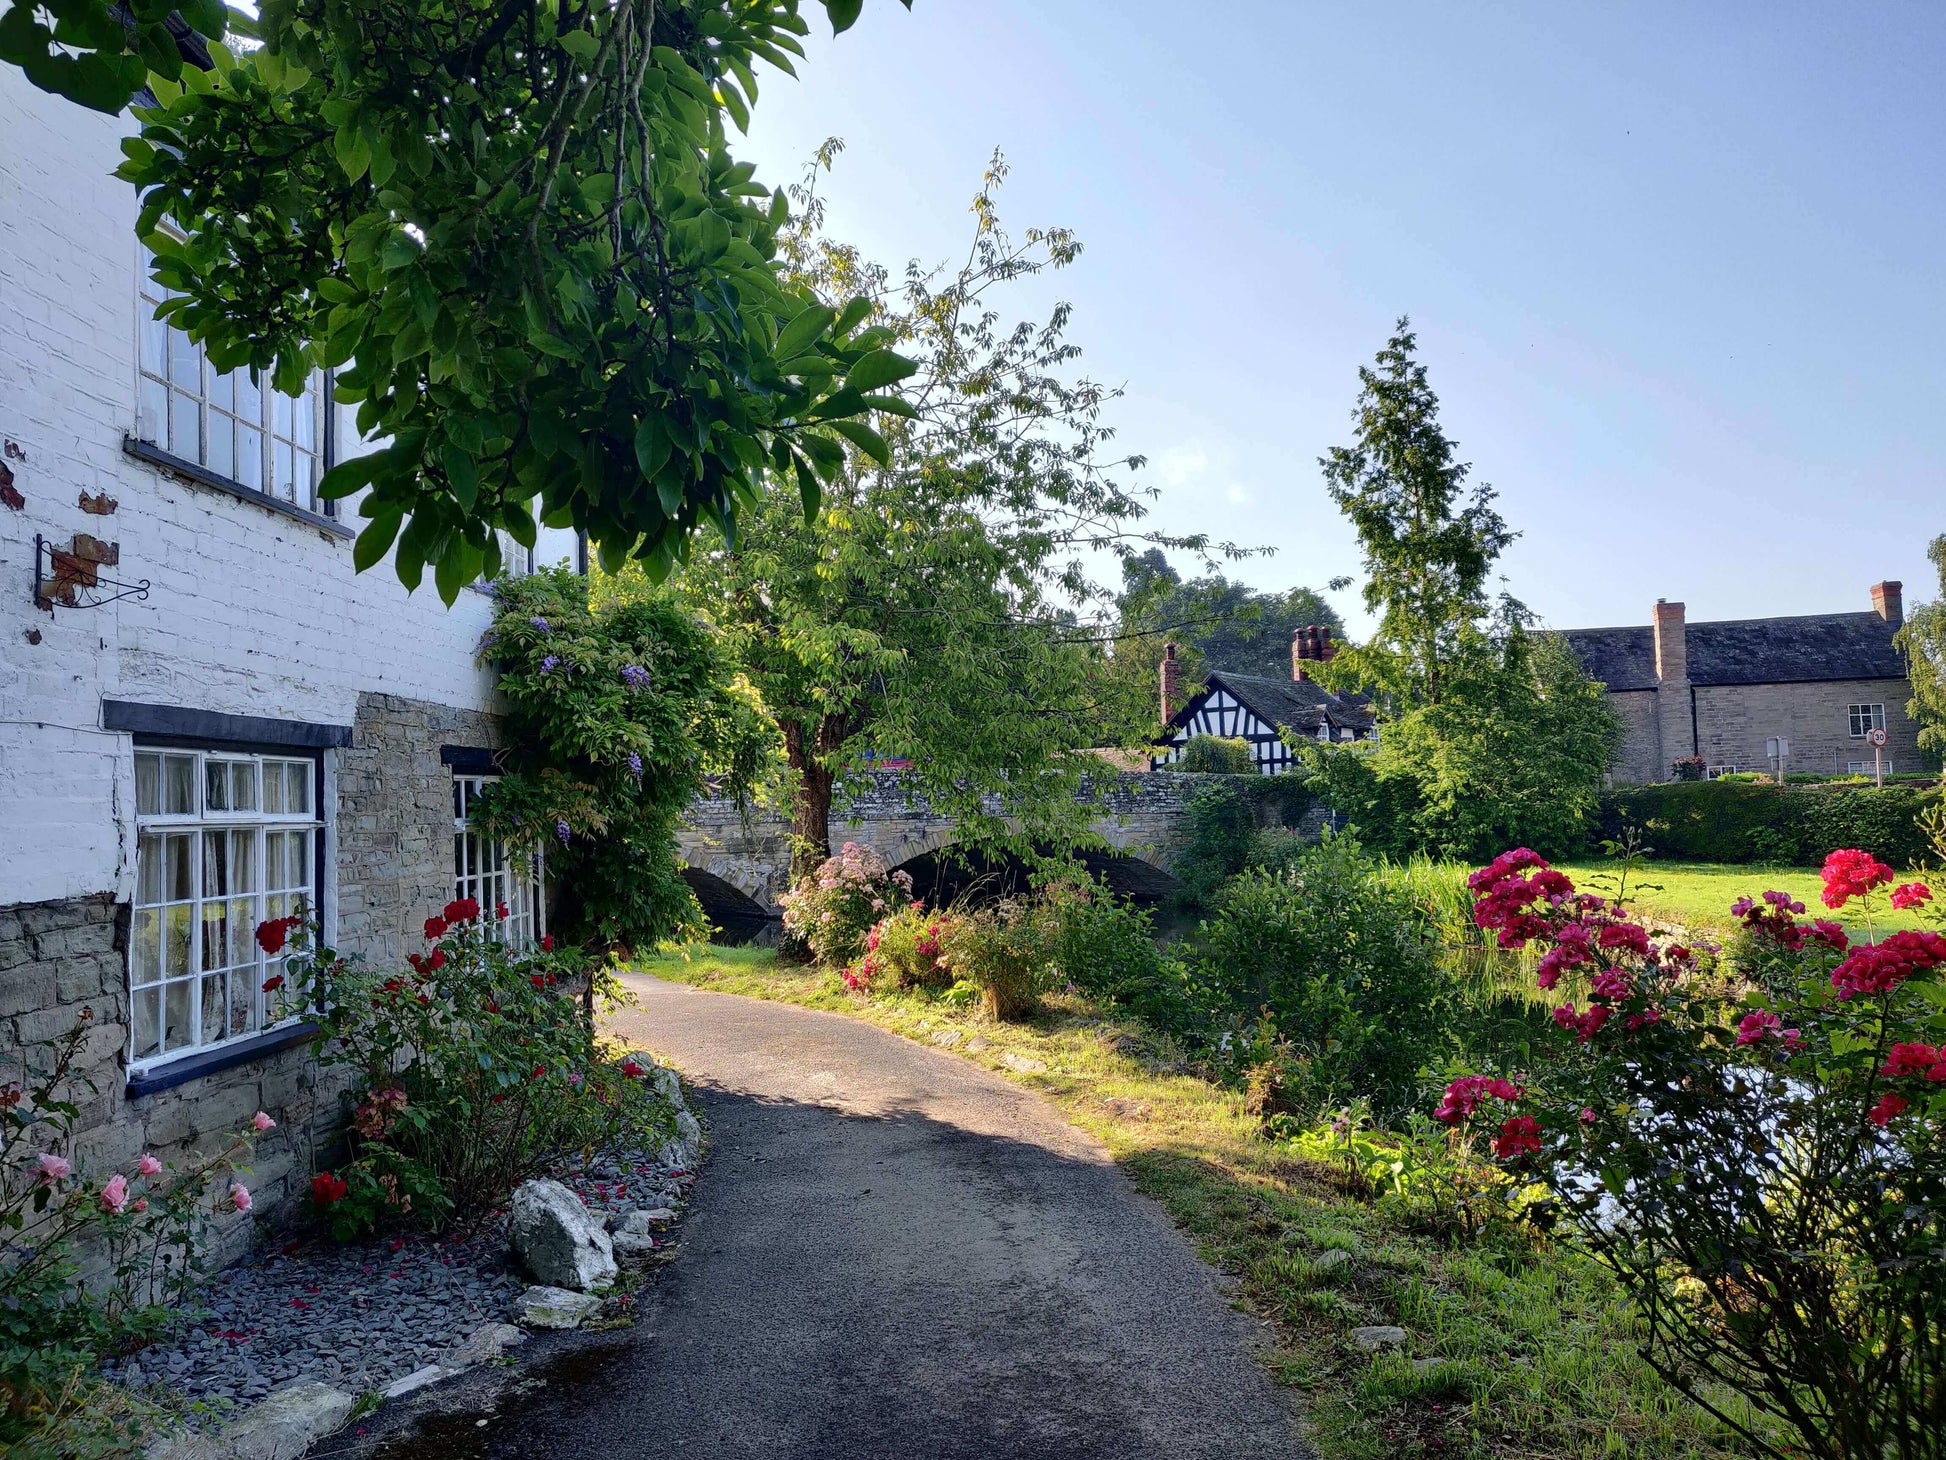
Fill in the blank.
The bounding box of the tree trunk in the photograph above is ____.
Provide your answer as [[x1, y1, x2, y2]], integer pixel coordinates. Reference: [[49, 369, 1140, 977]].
[[784, 718, 841, 877]]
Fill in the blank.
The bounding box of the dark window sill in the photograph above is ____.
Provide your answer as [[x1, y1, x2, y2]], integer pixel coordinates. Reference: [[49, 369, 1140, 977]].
[[125, 1021, 318, 1098], [123, 437, 353, 541]]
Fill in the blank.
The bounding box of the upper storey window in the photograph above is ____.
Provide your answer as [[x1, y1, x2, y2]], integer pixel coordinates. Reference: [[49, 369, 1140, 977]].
[[135, 244, 329, 511]]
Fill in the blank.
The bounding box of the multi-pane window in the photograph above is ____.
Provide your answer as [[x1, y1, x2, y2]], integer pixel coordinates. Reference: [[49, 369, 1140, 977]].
[[452, 776, 545, 951], [131, 749, 319, 1068], [1848, 704, 1887, 738], [136, 245, 328, 509]]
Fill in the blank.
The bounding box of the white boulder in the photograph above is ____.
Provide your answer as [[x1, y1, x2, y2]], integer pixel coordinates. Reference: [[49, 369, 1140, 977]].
[[509, 1179, 616, 1291]]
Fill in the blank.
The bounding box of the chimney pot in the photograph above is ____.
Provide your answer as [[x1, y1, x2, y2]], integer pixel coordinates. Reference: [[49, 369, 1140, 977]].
[[1872, 580, 1904, 624]]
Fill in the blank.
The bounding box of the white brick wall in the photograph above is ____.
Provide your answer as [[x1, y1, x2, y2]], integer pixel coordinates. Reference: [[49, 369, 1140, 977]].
[[0, 68, 577, 907]]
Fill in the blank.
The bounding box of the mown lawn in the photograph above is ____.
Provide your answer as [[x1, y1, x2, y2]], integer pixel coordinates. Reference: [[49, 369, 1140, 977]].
[[632, 945, 1766, 1460], [1554, 859, 1932, 939]]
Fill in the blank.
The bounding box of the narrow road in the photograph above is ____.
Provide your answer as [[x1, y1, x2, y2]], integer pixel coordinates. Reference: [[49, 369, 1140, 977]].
[[440, 975, 1303, 1459]]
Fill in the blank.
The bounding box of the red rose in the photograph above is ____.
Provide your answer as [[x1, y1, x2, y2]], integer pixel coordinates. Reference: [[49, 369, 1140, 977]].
[[496, 902, 510, 920], [540, 935, 554, 951], [427, 948, 447, 972], [310, 1171, 348, 1206], [531, 974, 545, 989], [443, 897, 480, 924], [262, 975, 285, 994], [424, 916, 448, 940], [254, 917, 296, 955], [1493, 1115, 1543, 1160]]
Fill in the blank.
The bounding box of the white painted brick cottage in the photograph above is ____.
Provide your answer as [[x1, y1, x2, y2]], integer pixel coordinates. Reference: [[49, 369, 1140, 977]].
[[0, 65, 576, 1240]]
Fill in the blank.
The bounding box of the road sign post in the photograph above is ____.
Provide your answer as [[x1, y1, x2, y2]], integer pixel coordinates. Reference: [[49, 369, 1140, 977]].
[[1868, 726, 1889, 787]]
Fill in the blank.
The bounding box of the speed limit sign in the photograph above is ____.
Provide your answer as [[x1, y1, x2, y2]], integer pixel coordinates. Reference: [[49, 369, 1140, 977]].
[[1868, 728, 1889, 748]]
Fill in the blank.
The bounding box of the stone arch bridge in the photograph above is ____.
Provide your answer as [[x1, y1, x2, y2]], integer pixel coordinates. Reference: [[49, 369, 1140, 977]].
[[676, 770, 1217, 921]]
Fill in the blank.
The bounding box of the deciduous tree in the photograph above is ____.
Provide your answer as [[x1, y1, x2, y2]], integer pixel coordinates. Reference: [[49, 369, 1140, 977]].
[[1896, 535, 1946, 759], [90, 0, 912, 599]]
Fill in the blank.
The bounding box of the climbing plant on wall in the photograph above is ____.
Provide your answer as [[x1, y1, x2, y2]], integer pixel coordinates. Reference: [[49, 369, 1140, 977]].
[[472, 567, 778, 948]]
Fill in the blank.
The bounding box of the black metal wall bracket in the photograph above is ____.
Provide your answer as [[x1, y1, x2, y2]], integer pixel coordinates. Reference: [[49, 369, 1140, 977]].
[[34, 532, 150, 614]]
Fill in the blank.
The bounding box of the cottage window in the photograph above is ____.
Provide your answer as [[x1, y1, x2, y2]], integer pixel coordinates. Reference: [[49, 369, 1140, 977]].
[[135, 244, 330, 510], [452, 775, 545, 951], [129, 749, 319, 1068], [1847, 704, 1887, 738]]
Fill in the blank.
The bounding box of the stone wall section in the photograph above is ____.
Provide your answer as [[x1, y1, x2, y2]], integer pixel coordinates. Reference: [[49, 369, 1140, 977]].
[[678, 770, 1211, 914], [1691, 678, 1924, 779], [337, 693, 504, 971], [0, 896, 352, 1267]]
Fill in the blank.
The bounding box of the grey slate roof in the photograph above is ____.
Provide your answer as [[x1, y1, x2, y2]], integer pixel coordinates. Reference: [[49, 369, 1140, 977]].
[[1564, 612, 1906, 691], [1188, 671, 1377, 735]]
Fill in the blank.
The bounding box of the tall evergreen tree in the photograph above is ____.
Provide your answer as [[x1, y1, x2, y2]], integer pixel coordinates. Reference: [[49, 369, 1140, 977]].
[[1319, 318, 1516, 707]]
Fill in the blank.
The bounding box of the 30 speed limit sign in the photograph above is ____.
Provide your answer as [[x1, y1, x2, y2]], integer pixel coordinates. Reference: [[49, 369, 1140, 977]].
[[1868, 727, 1889, 748]]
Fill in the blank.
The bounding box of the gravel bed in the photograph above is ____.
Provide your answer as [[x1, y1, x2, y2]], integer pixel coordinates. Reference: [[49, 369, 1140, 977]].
[[105, 1142, 694, 1417]]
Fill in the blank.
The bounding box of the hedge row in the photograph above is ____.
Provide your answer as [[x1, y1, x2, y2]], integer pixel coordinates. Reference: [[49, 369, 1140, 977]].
[[1597, 781, 1942, 868]]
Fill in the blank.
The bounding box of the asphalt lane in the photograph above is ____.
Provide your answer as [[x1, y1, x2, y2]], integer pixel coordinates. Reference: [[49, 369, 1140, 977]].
[[380, 975, 1306, 1460]]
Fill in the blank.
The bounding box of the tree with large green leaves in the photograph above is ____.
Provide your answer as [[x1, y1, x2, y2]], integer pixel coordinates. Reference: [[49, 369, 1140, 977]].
[[1319, 317, 1517, 708], [1896, 535, 1946, 760], [94, 0, 910, 600], [674, 150, 1218, 868]]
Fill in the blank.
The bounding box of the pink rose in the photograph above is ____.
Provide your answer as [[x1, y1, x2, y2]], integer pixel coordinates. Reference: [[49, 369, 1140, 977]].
[[100, 1173, 130, 1215], [137, 1153, 162, 1176], [251, 1111, 276, 1133], [229, 1182, 253, 1213], [34, 1152, 71, 1184]]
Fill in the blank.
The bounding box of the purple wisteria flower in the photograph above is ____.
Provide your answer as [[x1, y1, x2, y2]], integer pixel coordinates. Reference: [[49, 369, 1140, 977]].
[[627, 751, 644, 780], [529, 616, 550, 633], [620, 664, 650, 690], [556, 820, 571, 847], [540, 654, 561, 673]]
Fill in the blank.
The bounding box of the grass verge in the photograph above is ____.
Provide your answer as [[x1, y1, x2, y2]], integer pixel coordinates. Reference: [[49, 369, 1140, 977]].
[[1556, 859, 1929, 939], [632, 944, 1762, 1460]]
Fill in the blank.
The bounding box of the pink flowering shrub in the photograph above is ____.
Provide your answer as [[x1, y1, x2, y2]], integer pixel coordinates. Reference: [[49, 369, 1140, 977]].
[[850, 903, 956, 992], [1439, 846, 1946, 1459], [1, 1013, 263, 1446], [780, 842, 914, 968]]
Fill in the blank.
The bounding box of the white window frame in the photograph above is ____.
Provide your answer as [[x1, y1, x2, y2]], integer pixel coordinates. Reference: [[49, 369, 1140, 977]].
[[135, 240, 331, 511], [1848, 704, 1887, 739], [452, 775, 546, 951], [1707, 764, 1739, 779], [1847, 761, 1894, 777], [129, 747, 321, 1072]]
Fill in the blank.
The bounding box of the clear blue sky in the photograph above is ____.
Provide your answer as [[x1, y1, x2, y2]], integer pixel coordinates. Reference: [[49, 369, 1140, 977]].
[[737, 1, 1946, 640]]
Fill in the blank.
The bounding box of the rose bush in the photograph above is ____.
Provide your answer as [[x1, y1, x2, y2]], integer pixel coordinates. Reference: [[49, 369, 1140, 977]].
[[276, 903, 671, 1239], [780, 842, 913, 968], [1435, 845, 1946, 1460], [849, 903, 955, 992], [1, 1014, 262, 1452]]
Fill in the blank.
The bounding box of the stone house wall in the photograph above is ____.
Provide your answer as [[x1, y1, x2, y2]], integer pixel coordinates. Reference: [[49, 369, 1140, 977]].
[[1691, 678, 1924, 780]]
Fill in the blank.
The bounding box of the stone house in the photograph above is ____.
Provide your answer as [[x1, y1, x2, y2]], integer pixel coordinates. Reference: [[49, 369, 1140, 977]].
[[0, 66, 577, 1246], [1152, 627, 1377, 774], [1562, 583, 1927, 785]]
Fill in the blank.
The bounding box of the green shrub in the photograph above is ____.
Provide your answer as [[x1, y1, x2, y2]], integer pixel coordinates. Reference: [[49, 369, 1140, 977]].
[[1176, 735, 1255, 774], [1601, 780, 1941, 867], [1036, 876, 1201, 1035], [940, 901, 1048, 1021], [1192, 837, 1447, 1117], [1171, 780, 1262, 906]]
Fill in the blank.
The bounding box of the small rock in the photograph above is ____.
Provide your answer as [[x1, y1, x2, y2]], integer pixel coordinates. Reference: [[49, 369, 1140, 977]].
[[640, 1207, 676, 1224], [513, 1286, 604, 1331], [929, 1029, 963, 1048], [653, 1068, 683, 1106], [207, 1380, 355, 1460], [509, 1179, 617, 1292], [999, 1052, 1047, 1073], [674, 1109, 702, 1146], [614, 1210, 659, 1238], [963, 1035, 990, 1052], [383, 1365, 453, 1399], [611, 1230, 656, 1258], [1350, 1325, 1408, 1352], [439, 1322, 527, 1369]]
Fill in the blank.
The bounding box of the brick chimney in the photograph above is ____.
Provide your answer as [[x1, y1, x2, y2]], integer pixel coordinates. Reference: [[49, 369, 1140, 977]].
[[1872, 580, 1904, 624], [1160, 642, 1183, 725], [1292, 625, 1336, 682], [1651, 599, 1694, 780]]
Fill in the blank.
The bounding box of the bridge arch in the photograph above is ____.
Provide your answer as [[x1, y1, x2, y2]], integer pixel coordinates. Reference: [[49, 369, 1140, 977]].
[[887, 838, 1180, 908]]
